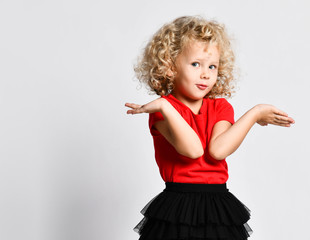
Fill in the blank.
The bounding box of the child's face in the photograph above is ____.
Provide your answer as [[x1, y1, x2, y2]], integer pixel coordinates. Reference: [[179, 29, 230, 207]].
[[173, 41, 220, 102]]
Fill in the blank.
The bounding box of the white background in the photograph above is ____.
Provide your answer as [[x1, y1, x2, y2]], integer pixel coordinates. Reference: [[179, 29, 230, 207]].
[[0, 0, 309, 240]]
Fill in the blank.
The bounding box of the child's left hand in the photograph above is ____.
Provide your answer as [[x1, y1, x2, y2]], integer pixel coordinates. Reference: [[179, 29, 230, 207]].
[[254, 104, 295, 127]]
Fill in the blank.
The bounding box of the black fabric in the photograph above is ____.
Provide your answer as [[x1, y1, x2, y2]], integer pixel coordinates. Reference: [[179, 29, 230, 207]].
[[134, 182, 252, 240]]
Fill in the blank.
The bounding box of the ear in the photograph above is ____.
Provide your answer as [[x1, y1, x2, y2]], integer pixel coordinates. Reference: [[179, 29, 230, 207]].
[[166, 69, 173, 77], [166, 66, 176, 78]]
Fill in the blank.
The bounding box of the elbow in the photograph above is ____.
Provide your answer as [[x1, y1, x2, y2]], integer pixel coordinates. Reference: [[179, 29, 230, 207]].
[[177, 146, 204, 159], [208, 145, 227, 161], [187, 148, 204, 159], [209, 152, 226, 161]]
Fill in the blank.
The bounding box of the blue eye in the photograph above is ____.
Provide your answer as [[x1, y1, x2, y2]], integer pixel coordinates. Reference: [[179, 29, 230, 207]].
[[191, 62, 200, 67], [209, 65, 217, 70]]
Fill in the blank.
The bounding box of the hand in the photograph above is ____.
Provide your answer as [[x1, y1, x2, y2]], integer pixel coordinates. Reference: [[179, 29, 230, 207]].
[[125, 97, 166, 115], [254, 104, 295, 127]]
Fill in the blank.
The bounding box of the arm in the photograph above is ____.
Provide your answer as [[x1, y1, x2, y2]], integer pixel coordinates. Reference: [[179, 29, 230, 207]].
[[208, 104, 295, 160], [125, 98, 204, 159]]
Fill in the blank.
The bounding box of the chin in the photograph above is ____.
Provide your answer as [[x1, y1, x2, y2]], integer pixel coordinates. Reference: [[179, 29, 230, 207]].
[[189, 95, 206, 101], [195, 92, 210, 99]]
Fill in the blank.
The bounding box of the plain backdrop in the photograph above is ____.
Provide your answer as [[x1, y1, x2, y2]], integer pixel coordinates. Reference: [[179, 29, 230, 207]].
[[0, 0, 309, 240]]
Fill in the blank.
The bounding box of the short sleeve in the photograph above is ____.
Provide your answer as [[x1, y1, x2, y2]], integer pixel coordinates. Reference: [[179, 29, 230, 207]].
[[148, 95, 182, 136], [215, 98, 235, 124], [149, 111, 164, 136]]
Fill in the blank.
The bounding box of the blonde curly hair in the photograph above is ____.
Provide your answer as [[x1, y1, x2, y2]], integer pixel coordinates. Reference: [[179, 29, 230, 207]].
[[134, 16, 236, 99]]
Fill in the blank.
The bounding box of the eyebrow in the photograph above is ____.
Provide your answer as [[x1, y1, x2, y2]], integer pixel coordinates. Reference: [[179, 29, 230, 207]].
[[193, 57, 219, 62], [194, 58, 219, 65]]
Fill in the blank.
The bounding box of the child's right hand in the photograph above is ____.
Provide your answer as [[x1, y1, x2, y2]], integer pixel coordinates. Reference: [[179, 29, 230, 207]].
[[125, 98, 166, 115], [126, 97, 205, 159], [254, 104, 295, 127]]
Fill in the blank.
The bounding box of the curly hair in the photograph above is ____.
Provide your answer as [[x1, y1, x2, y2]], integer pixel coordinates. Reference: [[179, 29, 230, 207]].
[[134, 16, 236, 99]]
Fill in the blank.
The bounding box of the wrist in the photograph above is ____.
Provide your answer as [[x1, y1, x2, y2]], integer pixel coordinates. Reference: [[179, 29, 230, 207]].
[[252, 104, 263, 122], [159, 97, 170, 113]]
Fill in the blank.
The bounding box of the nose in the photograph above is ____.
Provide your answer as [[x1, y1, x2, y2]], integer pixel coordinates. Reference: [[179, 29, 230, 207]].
[[200, 68, 210, 80]]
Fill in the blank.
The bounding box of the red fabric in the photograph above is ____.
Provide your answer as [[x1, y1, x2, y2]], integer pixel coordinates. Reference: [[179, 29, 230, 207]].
[[149, 94, 235, 184]]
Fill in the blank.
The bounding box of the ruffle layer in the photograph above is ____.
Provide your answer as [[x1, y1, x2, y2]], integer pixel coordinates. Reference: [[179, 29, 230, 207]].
[[134, 188, 252, 240]]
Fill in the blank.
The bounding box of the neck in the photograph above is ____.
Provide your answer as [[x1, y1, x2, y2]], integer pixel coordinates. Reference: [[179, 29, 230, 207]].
[[171, 93, 203, 114]]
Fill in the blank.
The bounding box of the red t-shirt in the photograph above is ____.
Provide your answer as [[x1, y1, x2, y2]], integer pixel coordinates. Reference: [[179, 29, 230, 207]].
[[149, 94, 235, 184]]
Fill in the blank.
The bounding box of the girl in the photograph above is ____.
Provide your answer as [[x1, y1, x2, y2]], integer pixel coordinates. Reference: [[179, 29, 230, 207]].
[[125, 16, 294, 240]]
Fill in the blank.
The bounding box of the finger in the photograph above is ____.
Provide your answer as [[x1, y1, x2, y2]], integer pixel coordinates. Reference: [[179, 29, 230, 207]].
[[288, 117, 295, 124], [274, 116, 292, 123], [127, 110, 137, 114], [125, 103, 133, 107], [125, 103, 143, 109], [127, 109, 142, 115], [271, 120, 292, 127], [274, 116, 295, 124], [275, 123, 292, 127], [274, 120, 290, 126], [273, 108, 288, 117], [127, 106, 146, 115], [125, 103, 141, 109]]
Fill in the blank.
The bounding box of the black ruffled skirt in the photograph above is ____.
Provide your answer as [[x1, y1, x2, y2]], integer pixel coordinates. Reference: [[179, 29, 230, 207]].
[[134, 182, 252, 239]]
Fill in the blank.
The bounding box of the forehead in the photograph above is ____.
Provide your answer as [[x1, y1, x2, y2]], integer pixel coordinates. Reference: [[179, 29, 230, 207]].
[[181, 40, 220, 59]]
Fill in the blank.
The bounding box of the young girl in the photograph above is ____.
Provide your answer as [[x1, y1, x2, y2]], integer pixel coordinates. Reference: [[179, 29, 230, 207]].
[[125, 16, 294, 240]]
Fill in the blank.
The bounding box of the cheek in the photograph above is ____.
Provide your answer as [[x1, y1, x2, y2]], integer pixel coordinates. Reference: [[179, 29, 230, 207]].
[[210, 78, 218, 88], [175, 71, 189, 85], [212, 72, 218, 82]]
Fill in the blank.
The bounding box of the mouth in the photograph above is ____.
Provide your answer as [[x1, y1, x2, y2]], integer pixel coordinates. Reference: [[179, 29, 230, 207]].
[[196, 84, 208, 90]]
